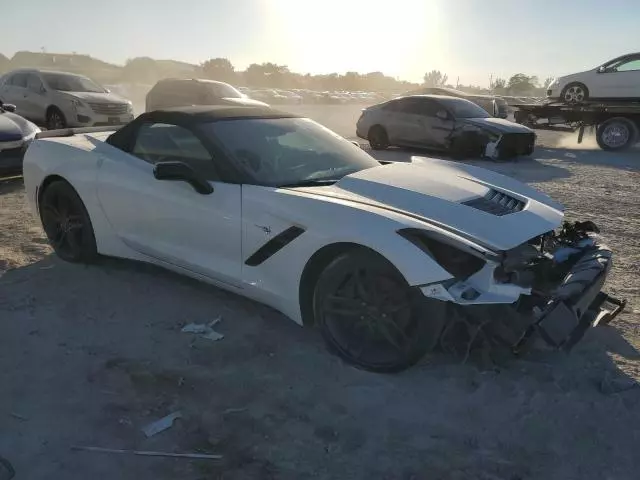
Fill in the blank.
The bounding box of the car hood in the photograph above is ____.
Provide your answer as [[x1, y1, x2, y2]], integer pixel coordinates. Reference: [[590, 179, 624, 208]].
[[461, 117, 534, 134], [294, 159, 563, 251], [0, 111, 39, 144], [63, 91, 131, 104], [221, 97, 270, 107]]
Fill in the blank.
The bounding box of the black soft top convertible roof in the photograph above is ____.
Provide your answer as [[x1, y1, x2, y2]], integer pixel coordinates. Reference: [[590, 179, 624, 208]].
[[106, 105, 300, 150]]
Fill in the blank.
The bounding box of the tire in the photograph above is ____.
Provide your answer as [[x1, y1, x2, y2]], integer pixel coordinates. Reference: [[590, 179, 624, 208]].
[[368, 125, 389, 150], [46, 107, 67, 130], [560, 82, 589, 104], [596, 117, 638, 151], [312, 249, 446, 373], [514, 110, 528, 125], [39, 180, 98, 263]]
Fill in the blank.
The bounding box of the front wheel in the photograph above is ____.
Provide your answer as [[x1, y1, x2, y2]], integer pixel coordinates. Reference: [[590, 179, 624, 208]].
[[368, 125, 389, 150], [561, 83, 589, 104], [596, 117, 638, 151], [46, 108, 67, 130], [40, 180, 98, 263], [313, 249, 446, 373]]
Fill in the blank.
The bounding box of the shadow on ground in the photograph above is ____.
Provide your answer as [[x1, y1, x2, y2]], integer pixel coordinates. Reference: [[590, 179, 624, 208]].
[[535, 146, 640, 171], [1, 255, 639, 480], [0, 176, 23, 196]]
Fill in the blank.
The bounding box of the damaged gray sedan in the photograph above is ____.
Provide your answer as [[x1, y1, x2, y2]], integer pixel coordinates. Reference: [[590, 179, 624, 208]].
[[356, 94, 535, 160]]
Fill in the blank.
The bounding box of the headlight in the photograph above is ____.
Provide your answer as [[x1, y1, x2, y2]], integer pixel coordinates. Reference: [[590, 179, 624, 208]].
[[71, 99, 86, 110], [398, 228, 488, 279]]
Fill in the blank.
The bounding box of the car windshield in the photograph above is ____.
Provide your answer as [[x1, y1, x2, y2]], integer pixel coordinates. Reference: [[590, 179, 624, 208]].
[[41, 72, 106, 93], [203, 117, 379, 187], [209, 82, 243, 98], [440, 98, 491, 118]]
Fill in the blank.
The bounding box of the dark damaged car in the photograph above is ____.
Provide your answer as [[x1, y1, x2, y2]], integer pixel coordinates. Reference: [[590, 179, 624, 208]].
[[356, 95, 535, 160], [0, 102, 40, 175]]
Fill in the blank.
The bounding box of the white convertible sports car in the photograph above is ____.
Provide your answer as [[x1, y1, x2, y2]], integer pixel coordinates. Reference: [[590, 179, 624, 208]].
[[23, 106, 625, 372]]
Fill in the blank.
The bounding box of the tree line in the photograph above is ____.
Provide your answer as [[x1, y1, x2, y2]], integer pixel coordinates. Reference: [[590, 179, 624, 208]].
[[1, 52, 548, 95]]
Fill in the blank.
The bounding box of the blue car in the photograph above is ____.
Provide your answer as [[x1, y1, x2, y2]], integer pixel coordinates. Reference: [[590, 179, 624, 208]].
[[0, 102, 40, 175]]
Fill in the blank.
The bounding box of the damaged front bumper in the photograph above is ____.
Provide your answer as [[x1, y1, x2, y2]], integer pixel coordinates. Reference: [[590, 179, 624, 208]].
[[519, 244, 626, 351], [421, 221, 626, 355], [485, 132, 536, 160]]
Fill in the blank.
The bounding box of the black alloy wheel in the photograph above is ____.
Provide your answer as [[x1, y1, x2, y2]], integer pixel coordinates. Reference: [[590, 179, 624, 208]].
[[313, 249, 445, 372], [39, 181, 98, 263], [368, 125, 390, 150]]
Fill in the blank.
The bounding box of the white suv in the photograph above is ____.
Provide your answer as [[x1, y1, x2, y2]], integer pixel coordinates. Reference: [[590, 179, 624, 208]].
[[547, 52, 640, 103], [0, 69, 134, 129]]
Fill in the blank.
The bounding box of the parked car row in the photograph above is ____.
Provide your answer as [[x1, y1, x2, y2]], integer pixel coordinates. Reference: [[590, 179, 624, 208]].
[[241, 87, 389, 105], [0, 68, 134, 129]]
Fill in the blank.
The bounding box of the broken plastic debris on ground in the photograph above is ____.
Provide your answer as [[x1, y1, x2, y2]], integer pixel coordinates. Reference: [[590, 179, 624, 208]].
[[142, 411, 182, 438], [180, 316, 224, 341]]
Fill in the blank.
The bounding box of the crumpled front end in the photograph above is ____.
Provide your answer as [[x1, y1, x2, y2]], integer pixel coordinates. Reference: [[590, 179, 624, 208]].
[[421, 220, 625, 354]]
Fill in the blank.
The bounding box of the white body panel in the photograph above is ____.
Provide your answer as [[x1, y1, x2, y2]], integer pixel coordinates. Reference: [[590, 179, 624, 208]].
[[547, 53, 640, 100], [23, 133, 566, 325]]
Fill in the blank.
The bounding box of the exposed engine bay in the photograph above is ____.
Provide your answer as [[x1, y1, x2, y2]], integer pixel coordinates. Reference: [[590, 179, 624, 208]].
[[437, 220, 626, 360]]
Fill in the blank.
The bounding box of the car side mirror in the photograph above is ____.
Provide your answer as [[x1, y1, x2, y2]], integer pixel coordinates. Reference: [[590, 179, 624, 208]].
[[1, 103, 16, 113], [436, 110, 449, 120], [597, 66, 606, 73], [153, 161, 213, 195]]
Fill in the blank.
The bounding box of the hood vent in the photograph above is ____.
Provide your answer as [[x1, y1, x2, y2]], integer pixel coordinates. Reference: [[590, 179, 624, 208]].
[[462, 189, 525, 216]]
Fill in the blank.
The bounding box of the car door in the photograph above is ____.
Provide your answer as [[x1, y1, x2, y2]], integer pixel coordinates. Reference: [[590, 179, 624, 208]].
[[382, 97, 427, 145], [414, 99, 455, 148], [96, 122, 243, 286], [590, 54, 640, 98], [23, 73, 48, 122], [1, 73, 31, 118], [606, 56, 640, 98], [400, 97, 454, 147]]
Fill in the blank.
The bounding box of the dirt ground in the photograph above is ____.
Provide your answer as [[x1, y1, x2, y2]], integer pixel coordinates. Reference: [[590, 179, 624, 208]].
[[1, 119, 639, 479]]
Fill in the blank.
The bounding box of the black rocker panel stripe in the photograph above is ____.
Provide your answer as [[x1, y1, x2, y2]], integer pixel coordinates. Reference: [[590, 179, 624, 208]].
[[245, 226, 305, 266]]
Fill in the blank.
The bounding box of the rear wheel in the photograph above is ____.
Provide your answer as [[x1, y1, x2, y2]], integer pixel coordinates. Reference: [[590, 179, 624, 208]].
[[368, 125, 389, 150], [39, 181, 98, 263], [596, 117, 638, 151], [313, 249, 446, 372]]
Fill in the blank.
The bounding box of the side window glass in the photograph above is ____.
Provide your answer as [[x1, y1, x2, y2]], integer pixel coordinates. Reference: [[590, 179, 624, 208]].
[[382, 99, 404, 112], [27, 74, 44, 93], [132, 123, 218, 180], [9, 73, 28, 88], [402, 99, 427, 115], [616, 59, 640, 72]]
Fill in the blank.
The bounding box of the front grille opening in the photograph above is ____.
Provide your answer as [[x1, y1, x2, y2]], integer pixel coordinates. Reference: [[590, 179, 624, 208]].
[[462, 189, 526, 216], [88, 103, 129, 115]]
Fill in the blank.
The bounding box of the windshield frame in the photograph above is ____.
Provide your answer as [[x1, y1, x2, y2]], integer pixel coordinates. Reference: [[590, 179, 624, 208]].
[[437, 97, 491, 119], [41, 72, 107, 93], [200, 117, 379, 187]]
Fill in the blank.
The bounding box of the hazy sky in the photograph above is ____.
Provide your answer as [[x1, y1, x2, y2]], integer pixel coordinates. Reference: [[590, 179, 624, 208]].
[[3, 0, 639, 86]]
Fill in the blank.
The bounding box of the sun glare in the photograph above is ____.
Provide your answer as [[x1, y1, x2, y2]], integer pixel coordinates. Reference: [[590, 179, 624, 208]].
[[266, 0, 442, 81]]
